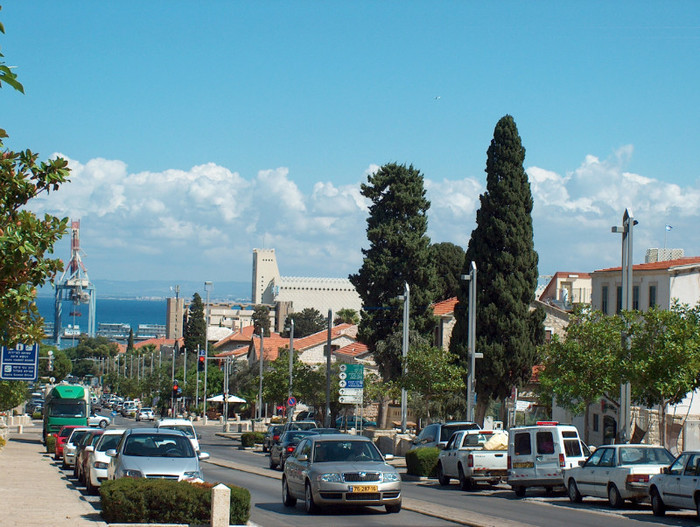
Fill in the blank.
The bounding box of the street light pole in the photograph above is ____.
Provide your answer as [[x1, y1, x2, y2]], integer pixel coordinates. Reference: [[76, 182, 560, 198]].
[[258, 332, 264, 420], [611, 209, 637, 443], [462, 261, 477, 423], [203, 281, 212, 418], [399, 283, 410, 433], [288, 319, 294, 423], [325, 309, 332, 427]]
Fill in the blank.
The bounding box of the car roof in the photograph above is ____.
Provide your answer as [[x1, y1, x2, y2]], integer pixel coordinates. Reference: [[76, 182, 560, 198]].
[[157, 418, 193, 425], [308, 434, 371, 442], [126, 427, 188, 437], [100, 428, 126, 436]]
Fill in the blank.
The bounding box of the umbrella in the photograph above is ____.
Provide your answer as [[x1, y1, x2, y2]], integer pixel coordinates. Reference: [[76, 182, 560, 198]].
[[206, 394, 246, 403]]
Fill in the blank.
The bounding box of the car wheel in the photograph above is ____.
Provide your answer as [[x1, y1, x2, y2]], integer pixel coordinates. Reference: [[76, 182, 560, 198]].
[[386, 501, 402, 513], [282, 477, 297, 507], [514, 485, 526, 498], [650, 488, 665, 517], [304, 482, 319, 514], [269, 455, 277, 470], [458, 465, 473, 491], [99, 419, 108, 428], [568, 479, 582, 503], [608, 484, 623, 508], [436, 463, 450, 486], [280, 459, 285, 472], [86, 475, 97, 495]]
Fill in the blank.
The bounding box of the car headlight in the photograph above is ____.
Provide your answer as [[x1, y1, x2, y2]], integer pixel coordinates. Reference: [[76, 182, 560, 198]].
[[123, 469, 143, 478], [318, 473, 343, 483], [93, 462, 109, 469], [382, 472, 400, 482], [183, 471, 201, 479]]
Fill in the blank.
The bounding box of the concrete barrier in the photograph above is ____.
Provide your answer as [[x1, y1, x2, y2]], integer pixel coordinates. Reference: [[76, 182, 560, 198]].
[[211, 483, 230, 527]]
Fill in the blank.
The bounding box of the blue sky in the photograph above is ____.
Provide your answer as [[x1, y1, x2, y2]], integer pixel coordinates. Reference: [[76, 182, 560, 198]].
[[2, 2, 700, 288]]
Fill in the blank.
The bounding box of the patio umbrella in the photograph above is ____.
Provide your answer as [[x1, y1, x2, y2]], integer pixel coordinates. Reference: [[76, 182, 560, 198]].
[[206, 394, 246, 403]]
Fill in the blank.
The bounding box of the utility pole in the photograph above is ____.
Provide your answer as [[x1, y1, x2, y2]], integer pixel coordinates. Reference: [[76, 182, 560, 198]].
[[325, 309, 332, 427], [461, 261, 478, 423], [203, 281, 212, 418], [288, 319, 294, 423], [258, 332, 264, 420], [399, 283, 410, 433]]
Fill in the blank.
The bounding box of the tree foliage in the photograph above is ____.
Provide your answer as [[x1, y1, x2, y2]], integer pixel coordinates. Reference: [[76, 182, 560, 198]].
[[39, 345, 71, 382], [283, 308, 327, 338], [0, 380, 27, 412], [334, 308, 360, 326], [252, 305, 271, 337], [429, 242, 465, 301], [450, 115, 543, 423], [350, 162, 438, 380], [184, 293, 206, 353]]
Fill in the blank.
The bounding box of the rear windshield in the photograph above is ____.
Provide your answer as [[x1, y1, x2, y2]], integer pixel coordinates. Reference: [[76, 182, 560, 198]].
[[159, 425, 195, 438], [440, 423, 479, 441], [513, 433, 531, 456], [618, 447, 674, 465]]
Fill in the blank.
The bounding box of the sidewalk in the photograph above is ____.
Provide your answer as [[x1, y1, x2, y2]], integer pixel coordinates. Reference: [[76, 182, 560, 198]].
[[0, 422, 107, 527]]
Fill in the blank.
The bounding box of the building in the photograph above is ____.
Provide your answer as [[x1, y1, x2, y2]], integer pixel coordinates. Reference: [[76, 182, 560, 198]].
[[538, 272, 592, 311], [166, 297, 185, 339]]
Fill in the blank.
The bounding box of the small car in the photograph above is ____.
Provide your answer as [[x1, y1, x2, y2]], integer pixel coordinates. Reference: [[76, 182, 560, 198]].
[[336, 416, 377, 430], [412, 421, 480, 450], [156, 418, 199, 453], [106, 428, 209, 481], [86, 429, 125, 494], [62, 427, 93, 469], [648, 450, 700, 517], [87, 412, 111, 428], [54, 425, 80, 461], [565, 443, 674, 507], [270, 430, 317, 470], [282, 434, 401, 514], [74, 429, 105, 483], [263, 424, 284, 453], [136, 407, 155, 421]]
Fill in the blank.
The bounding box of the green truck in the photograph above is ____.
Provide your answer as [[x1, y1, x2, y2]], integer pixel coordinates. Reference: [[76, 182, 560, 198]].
[[42, 384, 90, 442]]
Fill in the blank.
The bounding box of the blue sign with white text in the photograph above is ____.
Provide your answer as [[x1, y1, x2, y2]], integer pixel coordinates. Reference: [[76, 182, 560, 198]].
[[1, 343, 40, 381]]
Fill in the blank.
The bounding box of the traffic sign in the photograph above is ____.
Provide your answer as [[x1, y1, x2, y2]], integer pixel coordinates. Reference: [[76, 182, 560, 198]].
[[339, 394, 363, 404], [340, 363, 364, 388], [339, 388, 362, 396], [287, 396, 297, 407], [0, 343, 39, 381]]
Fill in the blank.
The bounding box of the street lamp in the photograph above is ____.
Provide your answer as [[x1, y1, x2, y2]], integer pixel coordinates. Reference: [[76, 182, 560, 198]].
[[397, 283, 410, 433], [288, 319, 294, 423], [203, 281, 212, 418], [611, 209, 637, 443], [461, 261, 478, 423], [258, 332, 264, 420]]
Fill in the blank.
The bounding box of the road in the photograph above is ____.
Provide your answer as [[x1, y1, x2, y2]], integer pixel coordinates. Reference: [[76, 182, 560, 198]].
[[88, 415, 700, 527]]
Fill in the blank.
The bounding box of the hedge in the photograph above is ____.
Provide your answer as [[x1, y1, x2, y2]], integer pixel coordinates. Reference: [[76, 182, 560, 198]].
[[45, 434, 56, 454], [240, 431, 264, 448], [100, 478, 250, 525], [405, 447, 440, 477]]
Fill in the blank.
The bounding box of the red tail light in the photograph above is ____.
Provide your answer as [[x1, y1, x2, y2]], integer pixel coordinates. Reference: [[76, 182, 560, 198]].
[[286, 446, 295, 453], [467, 454, 474, 468], [507, 455, 511, 470], [273, 435, 280, 441], [559, 454, 565, 468], [626, 474, 650, 483]]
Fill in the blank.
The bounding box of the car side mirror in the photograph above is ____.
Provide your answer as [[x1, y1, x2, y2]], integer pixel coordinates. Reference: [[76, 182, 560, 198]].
[[106, 449, 117, 458], [384, 454, 394, 461], [85, 446, 94, 453], [437, 444, 446, 450], [298, 453, 308, 462], [198, 452, 210, 460], [662, 466, 670, 474], [578, 460, 585, 467]]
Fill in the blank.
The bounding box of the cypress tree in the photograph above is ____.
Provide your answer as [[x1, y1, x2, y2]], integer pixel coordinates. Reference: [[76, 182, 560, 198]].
[[451, 115, 544, 422], [184, 293, 206, 354], [350, 162, 437, 381]]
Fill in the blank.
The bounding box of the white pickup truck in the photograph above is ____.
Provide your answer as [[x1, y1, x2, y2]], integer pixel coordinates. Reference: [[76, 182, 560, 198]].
[[436, 429, 508, 490]]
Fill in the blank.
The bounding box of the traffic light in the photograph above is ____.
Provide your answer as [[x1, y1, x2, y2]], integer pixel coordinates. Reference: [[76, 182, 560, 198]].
[[198, 355, 205, 372], [172, 381, 179, 399]]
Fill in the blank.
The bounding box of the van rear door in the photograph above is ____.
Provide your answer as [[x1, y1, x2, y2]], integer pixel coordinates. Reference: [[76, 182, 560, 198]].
[[534, 429, 561, 482]]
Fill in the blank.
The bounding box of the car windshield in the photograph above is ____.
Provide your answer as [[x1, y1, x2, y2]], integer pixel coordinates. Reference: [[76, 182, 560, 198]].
[[96, 434, 122, 452], [49, 401, 86, 418], [69, 430, 89, 444], [313, 440, 384, 462], [618, 447, 674, 465], [285, 431, 313, 443], [123, 435, 194, 457], [159, 425, 194, 438]]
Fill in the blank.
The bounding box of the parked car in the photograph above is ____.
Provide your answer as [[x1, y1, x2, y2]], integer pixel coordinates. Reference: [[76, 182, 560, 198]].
[[282, 421, 318, 434], [311, 428, 343, 435], [437, 429, 508, 490], [295, 410, 316, 422], [270, 430, 318, 470], [106, 428, 209, 481], [54, 425, 81, 461], [282, 433, 401, 514], [87, 412, 111, 428], [62, 427, 93, 469], [335, 416, 377, 430], [565, 443, 674, 507], [156, 418, 199, 452], [74, 429, 105, 483], [136, 407, 155, 421], [508, 422, 590, 497], [86, 429, 125, 494], [648, 450, 700, 517], [412, 421, 480, 450], [120, 401, 138, 417], [263, 424, 284, 453]]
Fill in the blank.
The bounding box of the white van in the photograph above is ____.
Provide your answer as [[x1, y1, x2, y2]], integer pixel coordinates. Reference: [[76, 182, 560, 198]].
[[507, 421, 590, 497], [156, 418, 199, 453]]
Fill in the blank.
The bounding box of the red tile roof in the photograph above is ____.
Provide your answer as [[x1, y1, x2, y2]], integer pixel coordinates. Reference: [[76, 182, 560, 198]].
[[215, 345, 249, 358], [213, 325, 259, 348], [595, 256, 700, 273], [433, 297, 457, 316], [335, 342, 369, 357], [251, 333, 289, 362], [294, 323, 355, 350]]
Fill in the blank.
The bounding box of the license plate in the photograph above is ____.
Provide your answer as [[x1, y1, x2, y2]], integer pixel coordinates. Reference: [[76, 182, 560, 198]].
[[513, 462, 534, 468], [349, 485, 378, 493]]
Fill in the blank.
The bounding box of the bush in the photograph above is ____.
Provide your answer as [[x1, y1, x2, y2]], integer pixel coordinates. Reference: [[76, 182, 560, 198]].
[[405, 447, 440, 477], [100, 479, 250, 525], [45, 434, 56, 454], [32, 411, 42, 420], [240, 432, 259, 447]]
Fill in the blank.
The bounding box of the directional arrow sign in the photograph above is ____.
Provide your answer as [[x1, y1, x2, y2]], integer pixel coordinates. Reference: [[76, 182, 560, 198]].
[[339, 395, 363, 404], [339, 388, 363, 396]]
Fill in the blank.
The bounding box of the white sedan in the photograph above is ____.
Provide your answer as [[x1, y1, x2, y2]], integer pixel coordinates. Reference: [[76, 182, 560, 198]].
[[649, 451, 700, 517], [88, 413, 111, 428], [86, 429, 125, 494], [565, 444, 675, 507]]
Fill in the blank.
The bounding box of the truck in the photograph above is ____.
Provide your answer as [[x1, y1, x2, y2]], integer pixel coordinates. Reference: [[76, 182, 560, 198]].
[[42, 384, 90, 443], [436, 429, 509, 490]]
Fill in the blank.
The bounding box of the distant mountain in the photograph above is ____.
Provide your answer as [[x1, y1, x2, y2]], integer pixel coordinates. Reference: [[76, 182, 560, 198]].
[[38, 280, 251, 302]]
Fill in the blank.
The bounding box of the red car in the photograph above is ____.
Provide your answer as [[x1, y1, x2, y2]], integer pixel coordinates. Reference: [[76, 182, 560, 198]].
[[54, 425, 80, 461]]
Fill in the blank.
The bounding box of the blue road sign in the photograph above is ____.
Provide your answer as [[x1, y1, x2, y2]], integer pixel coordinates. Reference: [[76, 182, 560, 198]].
[[287, 396, 297, 406], [1, 343, 39, 381]]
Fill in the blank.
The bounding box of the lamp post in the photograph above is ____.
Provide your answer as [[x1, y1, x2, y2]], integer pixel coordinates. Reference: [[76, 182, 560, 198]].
[[461, 261, 478, 423], [203, 281, 212, 418], [325, 309, 332, 427], [288, 319, 294, 423], [258, 332, 264, 420], [611, 209, 637, 443], [398, 283, 410, 433]]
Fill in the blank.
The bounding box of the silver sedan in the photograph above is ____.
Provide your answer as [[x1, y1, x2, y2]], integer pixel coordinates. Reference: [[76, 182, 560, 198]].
[[282, 434, 401, 514]]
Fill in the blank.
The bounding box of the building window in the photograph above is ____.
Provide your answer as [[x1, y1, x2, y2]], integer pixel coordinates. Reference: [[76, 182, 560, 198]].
[[633, 286, 639, 310], [593, 413, 599, 432], [649, 285, 657, 308], [616, 286, 622, 313], [601, 285, 609, 314]]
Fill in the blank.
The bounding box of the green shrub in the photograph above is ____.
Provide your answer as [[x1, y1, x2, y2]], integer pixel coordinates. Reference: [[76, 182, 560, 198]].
[[45, 434, 56, 454], [100, 479, 250, 525], [32, 411, 42, 420], [254, 431, 265, 444], [241, 431, 263, 447], [0, 437, 6, 450], [405, 447, 440, 477]]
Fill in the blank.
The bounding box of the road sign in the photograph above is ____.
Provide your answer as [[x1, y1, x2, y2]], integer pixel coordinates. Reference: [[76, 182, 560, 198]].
[[287, 396, 297, 407], [339, 363, 364, 388], [199, 349, 206, 357], [339, 388, 362, 396], [339, 394, 363, 404], [1, 343, 39, 381]]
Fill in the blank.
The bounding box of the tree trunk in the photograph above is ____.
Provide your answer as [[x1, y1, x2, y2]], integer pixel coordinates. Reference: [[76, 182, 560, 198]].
[[475, 397, 488, 427], [659, 400, 666, 449], [583, 402, 590, 445]]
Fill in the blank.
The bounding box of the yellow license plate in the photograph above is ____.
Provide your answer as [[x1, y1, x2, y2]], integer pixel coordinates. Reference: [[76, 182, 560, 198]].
[[513, 462, 534, 468], [349, 485, 378, 493]]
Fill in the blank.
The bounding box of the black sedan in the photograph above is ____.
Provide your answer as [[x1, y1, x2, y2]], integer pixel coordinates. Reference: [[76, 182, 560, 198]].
[[270, 430, 317, 470]]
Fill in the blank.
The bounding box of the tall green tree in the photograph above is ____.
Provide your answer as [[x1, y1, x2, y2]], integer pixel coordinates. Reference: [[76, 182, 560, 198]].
[[283, 308, 327, 338], [429, 242, 465, 301], [334, 308, 360, 325], [451, 116, 544, 424], [350, 162, 438, 380], [184, 293, 206, 353], [252, 305, 271, 337]]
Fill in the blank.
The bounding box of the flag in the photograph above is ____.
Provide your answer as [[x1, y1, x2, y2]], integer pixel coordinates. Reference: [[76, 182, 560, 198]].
[[665, 224, 673, 231]]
